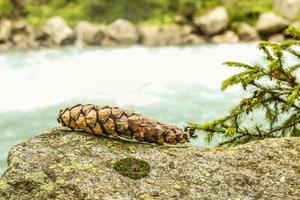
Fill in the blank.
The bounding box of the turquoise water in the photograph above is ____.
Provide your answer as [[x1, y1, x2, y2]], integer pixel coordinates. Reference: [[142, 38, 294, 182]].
[[0, 44, 261, 173]]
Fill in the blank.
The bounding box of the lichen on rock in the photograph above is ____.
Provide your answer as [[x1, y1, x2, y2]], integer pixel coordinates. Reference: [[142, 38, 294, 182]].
[[0, 128, 299, 200]]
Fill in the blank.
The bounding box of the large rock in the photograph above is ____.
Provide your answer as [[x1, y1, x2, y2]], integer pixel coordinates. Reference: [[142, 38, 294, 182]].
[[104, 19, 139, 45], [0, 128, 299, 200], [194, 7, 229, 35], [139, 25, 184, 46], [75, 21, 104, 46], [291, 20, 300, 29], [12, 34, 38, 49], [11, 20, 37, 49], [0, 19, 12, 42], [182, 34, 206, 45], [12, 20, 33, 35], [156, 25, 183, 46], [237, 23, 259, 42], [139, 26, 162, 46], [272, 0, 300, 19], [256, 12, 289, 34], [268, 34, 285, 43], [42, 17, 75, 46], [211, 31, 239, 44], [34, 31, 51, 47], [0, 41, 12, 51]]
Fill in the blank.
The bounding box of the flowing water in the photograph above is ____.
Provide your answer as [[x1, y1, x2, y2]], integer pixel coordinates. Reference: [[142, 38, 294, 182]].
[[0, 43, 262, 173]]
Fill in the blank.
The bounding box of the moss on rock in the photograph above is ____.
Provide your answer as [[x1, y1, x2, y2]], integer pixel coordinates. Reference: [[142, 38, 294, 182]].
[[113, 157, 150, 179], [0, 128, 299, 199]]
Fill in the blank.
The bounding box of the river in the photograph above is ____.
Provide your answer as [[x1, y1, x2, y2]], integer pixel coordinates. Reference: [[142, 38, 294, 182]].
[[0, 43, 262, 173]]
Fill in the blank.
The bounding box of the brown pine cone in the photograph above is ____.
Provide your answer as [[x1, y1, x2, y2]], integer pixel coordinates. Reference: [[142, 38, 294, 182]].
[[57, 104, 189, 145]]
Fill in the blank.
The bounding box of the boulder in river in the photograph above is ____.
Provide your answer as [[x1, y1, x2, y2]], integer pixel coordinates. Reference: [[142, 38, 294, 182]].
[[272, 0, 300, 19], [182, 34, 206, 45], [12, 20, 33, 35], [12, 34, 38, 49], [104, 19, 139, 45], [211, 31, 239, 44], [0, 41, 12, 51], [194, 7, 229, 35], [237, 23, 259, 42], [0, 128, 299, 199], [0, 19, 12, 42], [42, 16, 76, 46], [291, 20, 300, 29], [75, 21, 104, 46], [268, 33, 285, 43], [157, 25, 184, 46], [256, 12, 289, 34], [139, 25, 162, 46], [139, 25, 184, 46]]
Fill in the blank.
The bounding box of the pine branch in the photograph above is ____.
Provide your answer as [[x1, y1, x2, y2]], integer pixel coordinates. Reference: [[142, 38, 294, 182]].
[[189, 27, 300, 146], [223, 61, 253, 69]]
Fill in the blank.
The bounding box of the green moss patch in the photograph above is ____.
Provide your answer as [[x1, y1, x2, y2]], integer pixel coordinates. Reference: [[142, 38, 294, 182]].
[[113, 157, 150, 179]]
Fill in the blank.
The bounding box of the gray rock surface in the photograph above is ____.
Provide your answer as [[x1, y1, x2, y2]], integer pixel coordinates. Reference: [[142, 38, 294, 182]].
[[154, 25, 183, 46], [194, 7, 229, 35], [272, 0, 300, 19], [0, 19, 12, 42], [256, 12, 289, 34], [0, 128, 299, 200], [237, 23, 259, 42], [104, 19, 139, 45], [139, 26, 162, 46], [75, 21, 104, 46], [12, 20, 33, 35], [182, 34, 206, 45], [0, 41, 12, 50], [12, 34, 37, 49], [43, 17, 75, 46], [268, 33, 285, 43], [211, 31, 239, 44], [139, 25, 184, 46]]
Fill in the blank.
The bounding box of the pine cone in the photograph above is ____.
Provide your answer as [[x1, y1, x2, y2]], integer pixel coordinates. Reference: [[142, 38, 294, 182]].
[[57, 104, 189, 145]]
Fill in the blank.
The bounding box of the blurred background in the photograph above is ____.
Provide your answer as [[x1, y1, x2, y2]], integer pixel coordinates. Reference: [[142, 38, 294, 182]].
[[0, 0, 274, 26], [0, 0, 299, 173]]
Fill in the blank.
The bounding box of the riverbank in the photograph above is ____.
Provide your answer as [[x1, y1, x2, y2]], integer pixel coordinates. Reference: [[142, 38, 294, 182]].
[[0, 128, 299, 199], [1, 2, 300, 50]]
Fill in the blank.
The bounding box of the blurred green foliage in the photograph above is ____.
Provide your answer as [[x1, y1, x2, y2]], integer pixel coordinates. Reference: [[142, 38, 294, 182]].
[[0, 0, 273, 26], [226, 0, 272, 29], [0, 0, 13, 17]]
